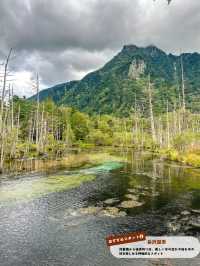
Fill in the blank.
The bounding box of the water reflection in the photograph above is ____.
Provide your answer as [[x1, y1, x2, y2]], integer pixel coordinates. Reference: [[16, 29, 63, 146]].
[[0, 149, 199, 266], [105, 149, 200, 212]]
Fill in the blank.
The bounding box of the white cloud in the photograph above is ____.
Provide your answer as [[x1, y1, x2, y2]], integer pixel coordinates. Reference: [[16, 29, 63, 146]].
[[13, 71, 46, 97], [0, 0, 199, 96]]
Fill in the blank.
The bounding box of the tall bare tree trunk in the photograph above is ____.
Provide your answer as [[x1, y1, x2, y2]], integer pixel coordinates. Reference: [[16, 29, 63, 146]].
[[166, 100, 170, 148], [11, 85, 14, 129], [35, 74, 40, 152], [181, 55, 186, 112], [0, 48, 12, 172], [0, 49, 12, 119], [147, 75, 156, 142]]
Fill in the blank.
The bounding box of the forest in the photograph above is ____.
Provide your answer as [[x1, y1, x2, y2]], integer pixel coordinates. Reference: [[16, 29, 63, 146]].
[[1, 64, 200, 172], [1, 45, 200, 172]]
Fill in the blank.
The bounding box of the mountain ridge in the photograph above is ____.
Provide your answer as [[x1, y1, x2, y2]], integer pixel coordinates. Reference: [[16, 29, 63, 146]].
[[30, 45, 200, 115]]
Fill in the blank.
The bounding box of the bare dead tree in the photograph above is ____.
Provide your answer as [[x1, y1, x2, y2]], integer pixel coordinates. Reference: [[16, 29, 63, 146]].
[[147, 75, 156, 143], [0, 49, 12, 130], [166, 100, 170, 148], [36, 74, 40, 147], [0, 49, 13, 172], [180, 55, 186, 112]]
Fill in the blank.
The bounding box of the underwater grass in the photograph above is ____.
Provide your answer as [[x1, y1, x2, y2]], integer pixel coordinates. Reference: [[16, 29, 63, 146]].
[[2, 150, 127, 175], [0, 161, 124, 203], [79, 161, 124, 174], [0, 151, 125, 204], [0, 174, 95, 203], [61, 152, 127, 169]]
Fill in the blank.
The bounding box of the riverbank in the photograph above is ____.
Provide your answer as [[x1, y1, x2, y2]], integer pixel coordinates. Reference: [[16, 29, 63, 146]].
[[2, 143, 200, 177], [0, 148, 127, 176], [0, 148, 199, 266], [158, 148, 200, 168]]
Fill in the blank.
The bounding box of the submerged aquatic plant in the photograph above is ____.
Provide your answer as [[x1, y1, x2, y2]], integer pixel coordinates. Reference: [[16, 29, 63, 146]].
[[0, 154, 125, 204], [79, 161, 124, 174], [0, 174, 95, 203]]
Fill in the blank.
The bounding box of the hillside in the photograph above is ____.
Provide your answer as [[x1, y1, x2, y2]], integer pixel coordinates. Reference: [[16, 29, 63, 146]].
[[30, 45, 200, 116]]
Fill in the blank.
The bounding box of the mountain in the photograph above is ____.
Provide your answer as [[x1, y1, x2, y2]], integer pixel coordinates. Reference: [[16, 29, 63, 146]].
[[30, 45, 200, 116]]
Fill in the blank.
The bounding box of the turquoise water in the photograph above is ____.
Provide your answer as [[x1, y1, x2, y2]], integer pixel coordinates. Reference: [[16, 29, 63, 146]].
[[0, 150, 199, 266]]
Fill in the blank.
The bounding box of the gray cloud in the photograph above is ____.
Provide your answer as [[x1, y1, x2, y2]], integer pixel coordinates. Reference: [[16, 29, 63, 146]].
[[0, 0, 141, 52], [0, 0, 200, 95]]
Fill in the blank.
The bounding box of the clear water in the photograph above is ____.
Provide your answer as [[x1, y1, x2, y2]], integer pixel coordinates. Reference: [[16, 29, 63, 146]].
[[0, 150, 199, 266]]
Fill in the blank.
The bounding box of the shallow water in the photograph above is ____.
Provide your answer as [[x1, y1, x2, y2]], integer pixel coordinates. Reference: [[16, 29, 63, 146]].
[[0, 149, 199, 266]]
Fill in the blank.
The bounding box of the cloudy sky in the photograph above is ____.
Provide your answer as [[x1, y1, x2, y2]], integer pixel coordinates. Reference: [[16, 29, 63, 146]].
[[0, 0, 200, 97]]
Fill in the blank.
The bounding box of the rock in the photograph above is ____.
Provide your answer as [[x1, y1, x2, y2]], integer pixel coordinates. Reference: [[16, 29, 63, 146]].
[[70, 211, 79, 216], [119, 200, 144, 208], [139, 192, 148, 196], [64, 220, 81, 227], [127, 186, 150, 193], [189, 222, 200, 229], [167, 222, 181, 233], [98, 207, 127, 217], [118, 211, 127, 217], [127, 188, 139, 193], [49, 216, 59, 222], [64, 216, 91, 228], [99, 207, 121, 217], [171, 215, 180, 221], [65, 208, 81, 217], [125, 194, 139, 201], [128, 59, 145, 80], [64, 219, 80, 227], [79, 206, 102, 215], [183, 226, 192, 232], [181, 211, 190, 216], [105, 207, 119, 214], [67, 205, 127, 218], [141, 191, 159, 197], [191, 209, 200, 215], [134, 185, 143, 190], [151, 192, 160, 197], [103, 198, 120, 205], [180, 217, 189, 223]]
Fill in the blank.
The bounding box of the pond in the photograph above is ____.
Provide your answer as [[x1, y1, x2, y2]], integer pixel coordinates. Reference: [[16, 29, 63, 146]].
[[0, 148, 199, 266]]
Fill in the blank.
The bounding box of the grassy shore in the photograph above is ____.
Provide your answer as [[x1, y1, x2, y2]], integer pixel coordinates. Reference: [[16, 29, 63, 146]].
[[159, 148, 200, 168]]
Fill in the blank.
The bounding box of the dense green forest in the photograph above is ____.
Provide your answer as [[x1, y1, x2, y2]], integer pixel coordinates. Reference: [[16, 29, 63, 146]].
[[2, 45, 200, 172], [2, 92, 200, 172], [31, 45, 200, 115]]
